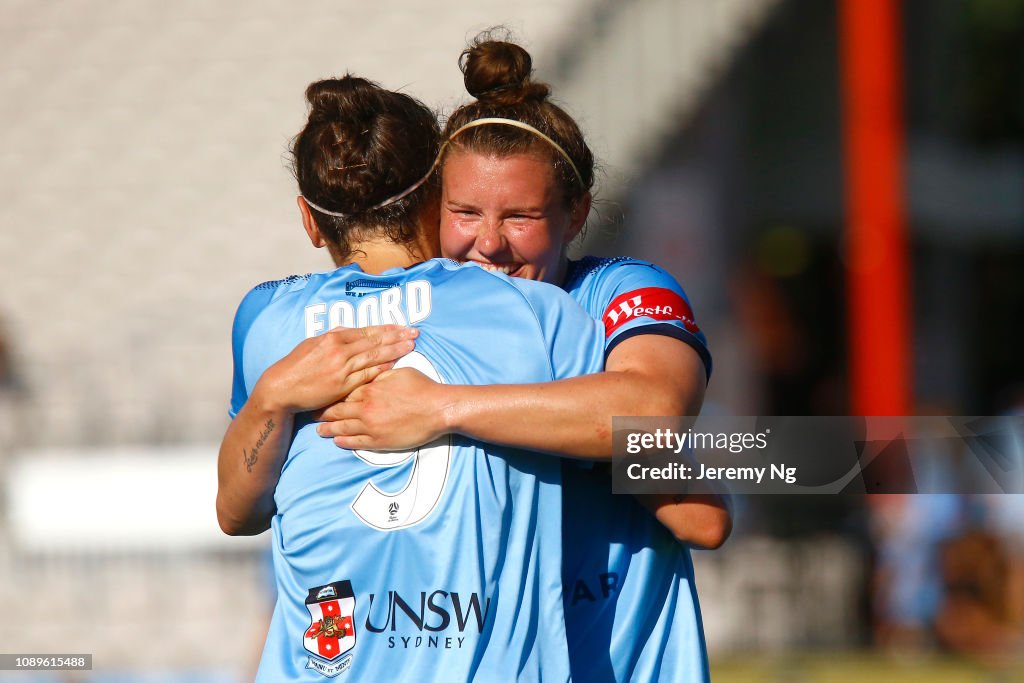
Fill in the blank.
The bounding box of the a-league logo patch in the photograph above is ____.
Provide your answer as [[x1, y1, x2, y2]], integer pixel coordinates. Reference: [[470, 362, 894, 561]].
[[304, 580, 356, 677]]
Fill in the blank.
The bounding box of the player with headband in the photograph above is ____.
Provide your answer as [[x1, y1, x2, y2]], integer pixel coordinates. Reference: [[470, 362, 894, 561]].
[[318, 35, 729, 682], [217, 75, 608, 681]]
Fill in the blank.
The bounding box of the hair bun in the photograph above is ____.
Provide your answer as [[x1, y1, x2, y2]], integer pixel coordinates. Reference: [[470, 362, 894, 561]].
[[305, 76, 380, 124], [461, 39, 550, 105]]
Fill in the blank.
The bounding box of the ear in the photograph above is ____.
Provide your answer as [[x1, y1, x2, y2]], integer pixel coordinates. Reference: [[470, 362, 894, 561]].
[[564, 191, 592, 243], [297, 195, 327, 248]]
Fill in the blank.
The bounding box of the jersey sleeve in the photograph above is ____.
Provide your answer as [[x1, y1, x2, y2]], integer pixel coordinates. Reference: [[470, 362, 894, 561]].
[[596, 261, 712, 380], [228, 284, 278, 418], [510, 278, 606, 381]]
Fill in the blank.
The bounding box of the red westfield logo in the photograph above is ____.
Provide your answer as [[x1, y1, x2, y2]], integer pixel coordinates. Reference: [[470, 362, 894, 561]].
[[603, 287, 700, 336]]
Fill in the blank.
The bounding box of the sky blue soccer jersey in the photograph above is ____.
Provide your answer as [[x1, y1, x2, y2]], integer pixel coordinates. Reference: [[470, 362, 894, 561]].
[[561, 256, 713, 683], [228, 259, 605, 682]]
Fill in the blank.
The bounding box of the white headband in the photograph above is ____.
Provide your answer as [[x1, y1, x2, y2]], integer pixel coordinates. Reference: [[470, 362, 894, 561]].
[[301, 117, 584, 219], [446, 117, 585, 186]]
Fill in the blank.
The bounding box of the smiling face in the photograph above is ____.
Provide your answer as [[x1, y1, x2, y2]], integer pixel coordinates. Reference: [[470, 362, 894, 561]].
[[439, 150, 589, 285]]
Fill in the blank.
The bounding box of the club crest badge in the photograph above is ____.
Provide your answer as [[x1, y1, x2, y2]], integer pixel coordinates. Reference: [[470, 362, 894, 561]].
[[303, 580, 356, 677]]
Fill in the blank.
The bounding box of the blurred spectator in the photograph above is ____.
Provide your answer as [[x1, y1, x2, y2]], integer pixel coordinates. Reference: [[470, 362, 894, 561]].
[[0, 320, 18, 393], [934, 529, 1022, 661], [870, 405, 970, 652], [872, 493, 968, 653], [0, 317, 25, 460], [957, 389, 1024, 660]]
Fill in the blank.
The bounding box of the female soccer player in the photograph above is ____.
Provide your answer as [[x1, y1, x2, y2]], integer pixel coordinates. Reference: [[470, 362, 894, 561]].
[[317, 37, 730, 682], [219, 75, 609, 681]]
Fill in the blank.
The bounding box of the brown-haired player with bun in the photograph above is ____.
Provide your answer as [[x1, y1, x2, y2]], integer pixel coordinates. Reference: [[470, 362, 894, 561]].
[[217, 74, 613, 681], [317, 33, 729, 682]]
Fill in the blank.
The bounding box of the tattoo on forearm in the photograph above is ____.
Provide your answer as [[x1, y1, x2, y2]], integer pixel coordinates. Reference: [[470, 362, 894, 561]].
[[243, 418, 276, 473]]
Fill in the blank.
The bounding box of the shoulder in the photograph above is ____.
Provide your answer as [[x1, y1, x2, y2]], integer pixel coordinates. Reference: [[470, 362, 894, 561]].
[[232, 273, 315, 335], [564, 256, 698, 330], [240, 273, 315, 304], [566, 256, 686, 297], [503, 272, 593, 322], [447, 262, 599, 338], [566, 256, 712, 378]]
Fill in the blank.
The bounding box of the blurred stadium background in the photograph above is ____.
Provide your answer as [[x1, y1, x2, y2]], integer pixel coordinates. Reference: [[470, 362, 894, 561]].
[[0, 0, 1021, 680]]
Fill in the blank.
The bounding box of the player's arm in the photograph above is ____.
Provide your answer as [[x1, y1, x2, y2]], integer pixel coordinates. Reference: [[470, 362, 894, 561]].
[[318, 333, 701, 459], [599, 333, 729, 549], [216, 325, 417, 535], [217, 389, 294, 536], [634, 492, 732, 550], [320, 266, 709, 458]]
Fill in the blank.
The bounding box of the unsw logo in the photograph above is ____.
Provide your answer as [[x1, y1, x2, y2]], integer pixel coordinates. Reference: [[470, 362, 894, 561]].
[[304, 581, 357, 678], [602, 287, 701, 337], [301, 580, 491, 676]]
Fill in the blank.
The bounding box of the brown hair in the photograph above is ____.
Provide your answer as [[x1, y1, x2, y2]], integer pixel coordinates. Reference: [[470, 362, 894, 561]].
[[292, 76, 440, 261], [443, 33, 594, 208]]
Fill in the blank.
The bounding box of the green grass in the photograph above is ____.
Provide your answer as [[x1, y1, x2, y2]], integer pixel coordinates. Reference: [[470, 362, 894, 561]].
[[711, 653, 1024, 683]]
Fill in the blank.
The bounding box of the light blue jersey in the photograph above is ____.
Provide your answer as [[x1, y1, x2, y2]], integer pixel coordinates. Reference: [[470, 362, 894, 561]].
[[561, 256, 712, 683], [229, 259, 604, 682]]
